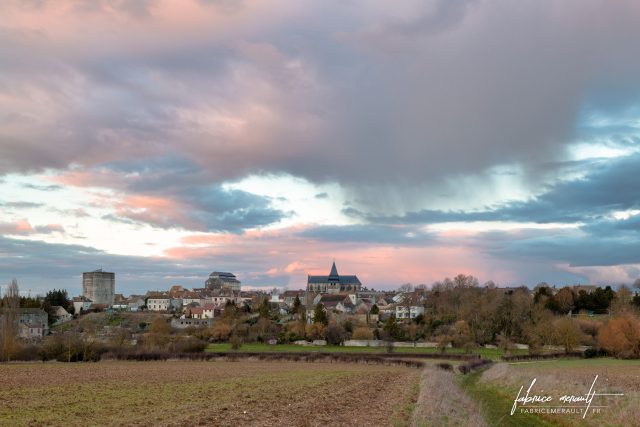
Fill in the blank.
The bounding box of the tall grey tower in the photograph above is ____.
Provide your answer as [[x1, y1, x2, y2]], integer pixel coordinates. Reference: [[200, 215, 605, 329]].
[[82, 269, 115, 305]]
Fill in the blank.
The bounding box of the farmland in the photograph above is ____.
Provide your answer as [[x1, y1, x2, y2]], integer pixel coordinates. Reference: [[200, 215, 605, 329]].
[[0, 361, 420, 426], [204, 342, 526, 360]]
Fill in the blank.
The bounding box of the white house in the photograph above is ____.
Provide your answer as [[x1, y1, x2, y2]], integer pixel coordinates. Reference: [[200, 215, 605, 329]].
[[147, 293, 171, 311], [395, 305, 425, 319], [72, 296, 93, 314]]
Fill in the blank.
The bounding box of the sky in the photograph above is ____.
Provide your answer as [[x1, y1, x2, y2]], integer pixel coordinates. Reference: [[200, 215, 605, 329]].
[[1, 0, 640, 295]]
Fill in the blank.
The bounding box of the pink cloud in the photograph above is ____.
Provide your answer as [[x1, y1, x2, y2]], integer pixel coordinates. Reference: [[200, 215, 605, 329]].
[[0, 219, 65, 235], [163, 226, 505, 289]]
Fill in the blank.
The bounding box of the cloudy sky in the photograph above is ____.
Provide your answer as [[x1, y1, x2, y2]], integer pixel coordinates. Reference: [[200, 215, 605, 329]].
[[1, 0, 640, 295]]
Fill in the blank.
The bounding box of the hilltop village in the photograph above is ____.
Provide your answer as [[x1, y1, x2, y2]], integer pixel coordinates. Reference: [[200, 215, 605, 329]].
[[2, 261, 640, 362]]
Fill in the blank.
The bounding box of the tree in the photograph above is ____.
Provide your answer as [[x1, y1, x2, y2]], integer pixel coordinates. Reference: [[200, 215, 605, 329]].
[[325, 323, 348, 345], [313, 303, 328, 325], [611, 286, 633, 314], [555, 287, 575, 314], [259, 298, 271, 319], [370, 304, 379, 315], [44, 289, 70, 308], [598, 315, 640, 359], [552, 318, 581, 353], [0, 279, 20, 361], [633, 278, 640, 290], [398, 283, 413, 293], [292, 295, 302, 319], [223, 300, 238, 319], [43, 289, 71, 324], [382, 315, 402, 340]]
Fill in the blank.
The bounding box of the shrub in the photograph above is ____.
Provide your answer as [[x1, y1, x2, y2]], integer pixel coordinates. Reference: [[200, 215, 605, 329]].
[[352, 326, 374, 340], [436, 362, 453, 371], [171, 337, 207, 353], [229, 335, 242, 350], [598, 315, 640, 359], [13, 344, 39, 361], [305, 323, 325, 341], [583, 347, 608, 358], [325, 323, 348, 345], [211, 321, 233, 342]]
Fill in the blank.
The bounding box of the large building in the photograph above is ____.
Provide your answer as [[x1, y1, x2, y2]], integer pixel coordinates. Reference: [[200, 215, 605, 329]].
[[82, 269, 115, 305], [205, 271, 241, 292], [307, 262, 362, 294]]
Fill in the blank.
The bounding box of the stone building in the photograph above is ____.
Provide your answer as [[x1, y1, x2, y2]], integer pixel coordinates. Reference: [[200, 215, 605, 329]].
[[82, 269, 115, 306], [306, 262, 362, 295], [205, 271, 241, 292]]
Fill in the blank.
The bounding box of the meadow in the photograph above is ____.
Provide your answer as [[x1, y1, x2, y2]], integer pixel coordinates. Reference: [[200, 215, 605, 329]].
[[0, 361, 420, 426]]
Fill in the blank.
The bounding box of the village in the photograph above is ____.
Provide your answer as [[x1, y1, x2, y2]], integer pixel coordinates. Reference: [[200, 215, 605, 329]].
[[7, 261, 638, 362]]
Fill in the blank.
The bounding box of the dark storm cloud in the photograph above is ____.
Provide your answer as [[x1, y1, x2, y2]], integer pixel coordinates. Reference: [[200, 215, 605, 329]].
[[78, 156, 289, 232], [2, 0, 640, 197], [364, 154, 640, 225]]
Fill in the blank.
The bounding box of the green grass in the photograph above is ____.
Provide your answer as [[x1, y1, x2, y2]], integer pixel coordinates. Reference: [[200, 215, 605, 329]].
[[205, 343, 521, 360], [508, 357, 640, 368], [460, 370, 561, 427]]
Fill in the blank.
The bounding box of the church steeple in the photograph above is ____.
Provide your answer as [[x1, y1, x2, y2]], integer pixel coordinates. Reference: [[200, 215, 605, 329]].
[[328, 261, 339, 280]]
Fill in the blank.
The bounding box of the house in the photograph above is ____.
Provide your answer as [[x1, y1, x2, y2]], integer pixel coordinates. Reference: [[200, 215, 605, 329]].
[[146, 292, 171, 311], [19, 323, 46, 339], [72, 296, 93, 314], [336, 300, 356, 314], [281, 290, 305, 307], [201, 304, 216, 318], [11, 308, 49, 339], [205, 294, 242, 307], [127, 296, 146, 312], [396, 305, 425, 320], [51, 306, 72, 323], [112, 294, 129, 311], [188, 303, 216, 319], [168, 285, 186, 298], [180, 291, 202, 306], [318, 294, 352, 312]]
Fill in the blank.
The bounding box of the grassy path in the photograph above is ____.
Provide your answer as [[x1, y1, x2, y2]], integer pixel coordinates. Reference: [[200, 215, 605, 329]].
[[460, 369, 561, 427]]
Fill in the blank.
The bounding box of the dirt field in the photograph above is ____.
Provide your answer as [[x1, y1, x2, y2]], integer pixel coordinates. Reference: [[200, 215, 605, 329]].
[[0, 360, 420, 426], [478, 359, 640, 427]]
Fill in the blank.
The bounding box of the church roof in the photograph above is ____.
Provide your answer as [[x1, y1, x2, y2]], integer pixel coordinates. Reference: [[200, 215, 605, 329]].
[[307, 262, 361, 285], [308, 275, 361, 284]]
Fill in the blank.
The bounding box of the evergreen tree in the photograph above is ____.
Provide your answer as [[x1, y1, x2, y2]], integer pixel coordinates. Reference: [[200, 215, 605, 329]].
[[313, 303, 328, 325], [259, 298, 271, 318]]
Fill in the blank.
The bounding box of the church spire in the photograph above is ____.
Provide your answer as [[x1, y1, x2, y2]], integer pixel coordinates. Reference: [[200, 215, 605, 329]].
[[329, 261, 339, 278]]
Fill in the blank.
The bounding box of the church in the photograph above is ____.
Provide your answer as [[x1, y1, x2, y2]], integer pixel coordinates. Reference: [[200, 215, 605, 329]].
[[306, 262, 362, 294]]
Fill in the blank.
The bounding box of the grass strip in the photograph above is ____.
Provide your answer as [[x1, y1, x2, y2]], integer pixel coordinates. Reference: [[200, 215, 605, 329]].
[[459, 370, 561, 427]]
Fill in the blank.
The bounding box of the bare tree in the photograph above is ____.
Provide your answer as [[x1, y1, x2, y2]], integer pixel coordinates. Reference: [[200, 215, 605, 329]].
[[0, 279, 20, 361]]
